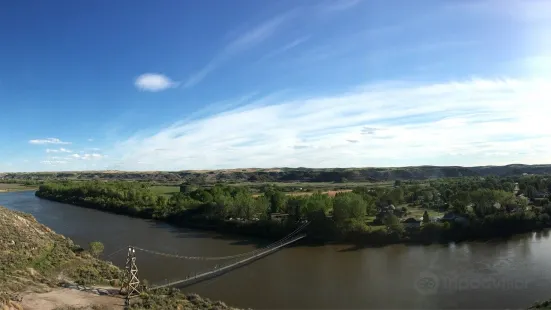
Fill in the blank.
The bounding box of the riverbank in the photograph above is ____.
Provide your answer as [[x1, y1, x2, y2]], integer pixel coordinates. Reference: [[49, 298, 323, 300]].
[[0, 205, 243, 310], [0, 182, 37, 193], [34, 187, 551, 249]]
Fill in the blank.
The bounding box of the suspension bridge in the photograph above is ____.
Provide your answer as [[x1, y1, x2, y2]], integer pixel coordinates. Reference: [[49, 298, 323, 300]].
[[116, 221, 309, 298]]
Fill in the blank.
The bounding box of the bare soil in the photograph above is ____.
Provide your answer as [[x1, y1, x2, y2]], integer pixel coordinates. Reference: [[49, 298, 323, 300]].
[[20, 288, 123, 310]]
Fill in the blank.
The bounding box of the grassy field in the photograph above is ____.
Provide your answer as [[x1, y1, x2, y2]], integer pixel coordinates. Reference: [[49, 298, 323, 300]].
[[0, 183, 37, 192], [230, 181, 395, 189], [251, 189, 354, 198], [407, 206, 445, 219], [150, 185, 180, 197], [364, 205, 445, 231]]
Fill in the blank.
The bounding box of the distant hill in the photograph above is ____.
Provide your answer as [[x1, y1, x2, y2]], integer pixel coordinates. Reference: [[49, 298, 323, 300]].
[[2, 164, 551, 184]]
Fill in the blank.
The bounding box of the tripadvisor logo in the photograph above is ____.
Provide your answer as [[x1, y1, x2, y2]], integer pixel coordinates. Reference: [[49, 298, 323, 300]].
[[415, 271, 440, 295], [414, 271, 528, 295]]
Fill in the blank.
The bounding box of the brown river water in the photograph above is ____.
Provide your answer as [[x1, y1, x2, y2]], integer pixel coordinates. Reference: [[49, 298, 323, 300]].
[[2, 191, 551, 309]]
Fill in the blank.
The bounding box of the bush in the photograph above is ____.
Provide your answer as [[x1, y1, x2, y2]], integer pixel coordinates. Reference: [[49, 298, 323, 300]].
[[88, 241, 104, 258]]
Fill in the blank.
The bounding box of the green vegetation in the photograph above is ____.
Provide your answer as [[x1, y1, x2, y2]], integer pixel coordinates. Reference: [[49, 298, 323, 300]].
[[0, 182, 37, 192], [0, 206, 240, 310], [53, 306, 110, 310], [3, 164, 551, 185], [130, 290, 240, 310], [150, 185, 181, 197], [0, 206, 122, 308], [35, 174, 551, 245], [88, 241, 105, 258], [531, 300, 551, 309]]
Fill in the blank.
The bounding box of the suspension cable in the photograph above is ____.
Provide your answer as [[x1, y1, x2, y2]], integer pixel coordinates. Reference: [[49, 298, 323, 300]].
[[104, 247, 127, 259], [133, 221, 309, 261]]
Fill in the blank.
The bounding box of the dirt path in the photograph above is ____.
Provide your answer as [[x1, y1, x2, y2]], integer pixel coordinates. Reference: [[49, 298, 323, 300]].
[[20, 288, 124, 310]]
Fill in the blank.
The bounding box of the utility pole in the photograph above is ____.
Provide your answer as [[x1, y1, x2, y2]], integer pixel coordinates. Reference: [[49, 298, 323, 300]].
[[120, 246, 140, 309]]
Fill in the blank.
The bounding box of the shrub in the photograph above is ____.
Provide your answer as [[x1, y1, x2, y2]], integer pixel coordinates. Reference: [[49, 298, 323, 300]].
[[88, 241, 104, 258]]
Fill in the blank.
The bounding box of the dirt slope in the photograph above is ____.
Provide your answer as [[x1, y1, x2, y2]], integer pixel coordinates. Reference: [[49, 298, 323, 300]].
[[0, 205, 122, 309]]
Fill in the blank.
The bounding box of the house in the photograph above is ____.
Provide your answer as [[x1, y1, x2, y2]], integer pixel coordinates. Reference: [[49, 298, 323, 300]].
[[440, 212, 457, 222], [533, 192, 549, 199], [440, 212, 469, 225], [505, 204, 522, 213], [402, 217, 421, 228], [270, 213, 289, 222]]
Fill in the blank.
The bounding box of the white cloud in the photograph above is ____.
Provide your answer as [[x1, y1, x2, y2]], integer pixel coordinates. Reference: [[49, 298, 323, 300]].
[[46, 148, 72, 153], [135, 73, 178, 92], [41, 160, 68, 165], [29, 138, 71, 145], [88, 138, 94, 142], [105, 77, 551, 170], [71, 153, 105, 160]]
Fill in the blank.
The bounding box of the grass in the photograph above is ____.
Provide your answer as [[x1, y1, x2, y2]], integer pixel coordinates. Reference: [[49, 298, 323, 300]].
[[0, 206, 122, 295], [149, 185, 180, 197], [131, 290, 240, 310], [53, 306, 110, 310], [406, 206, 445, 219], [0, 183, 37, 192], [362, 206, 445, 231], [230, 181, 394, 189], [0, 206, 240, 310], [252, 189, 354, 198]]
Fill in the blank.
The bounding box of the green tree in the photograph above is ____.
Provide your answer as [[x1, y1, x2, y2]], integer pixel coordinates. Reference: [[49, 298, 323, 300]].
[[388, 187, 405, 204], [264, 187, 288, 213], [383, 214, 404, 235], [332, 192, 366, 225], [305, 192, 332, 215], [253, 196, 270, 220], [422, 210, 430, 224], [89, 241, 104, 258]]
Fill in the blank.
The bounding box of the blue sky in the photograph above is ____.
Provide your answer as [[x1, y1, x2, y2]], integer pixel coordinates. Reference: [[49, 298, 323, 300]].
[[1, 0, 550, 172]]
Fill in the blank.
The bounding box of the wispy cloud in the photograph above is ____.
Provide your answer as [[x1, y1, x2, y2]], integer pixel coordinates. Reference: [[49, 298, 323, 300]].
[[135, 73, 179, 92], [316, 0, 362, 14], [184, 10, 297, 88], [41, 160, 68, 165], [46, 148, 72, 153], [71, 153, 104, 160], [104, 77, 551, 170], [447, 0, 551, 23], [29, 138, 71, 145], [257, 36, 310, 62]]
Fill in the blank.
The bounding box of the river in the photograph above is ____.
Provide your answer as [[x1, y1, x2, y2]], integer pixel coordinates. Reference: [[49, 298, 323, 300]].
[[2, 191, 551, 309]]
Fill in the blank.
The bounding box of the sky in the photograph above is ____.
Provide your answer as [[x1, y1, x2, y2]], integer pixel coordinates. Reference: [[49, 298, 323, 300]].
[[1, 0, 550, 172]]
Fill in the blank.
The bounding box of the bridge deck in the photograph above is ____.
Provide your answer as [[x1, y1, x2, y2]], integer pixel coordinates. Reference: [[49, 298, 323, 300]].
[[150, 234, 306, 289]]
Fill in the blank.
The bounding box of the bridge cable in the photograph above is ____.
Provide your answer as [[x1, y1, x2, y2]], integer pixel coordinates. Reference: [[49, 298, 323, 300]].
[[133, 221, 309, 261], [104, 247, 128, 259], [148, 233, 308, 290]]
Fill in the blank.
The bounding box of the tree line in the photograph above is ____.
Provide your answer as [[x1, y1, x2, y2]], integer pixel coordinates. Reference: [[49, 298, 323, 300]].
[[35, 175, 551, 244], [6, 164, 551, 184]]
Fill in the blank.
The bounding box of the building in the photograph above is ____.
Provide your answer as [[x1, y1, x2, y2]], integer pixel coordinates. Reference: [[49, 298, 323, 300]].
[[270, 213, 289, 222], [439, 212, 469, 225], [402, 217, 421, 228]]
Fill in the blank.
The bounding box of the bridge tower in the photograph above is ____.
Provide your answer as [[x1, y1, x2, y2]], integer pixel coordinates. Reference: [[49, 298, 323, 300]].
[[120, 246, 140, 308]]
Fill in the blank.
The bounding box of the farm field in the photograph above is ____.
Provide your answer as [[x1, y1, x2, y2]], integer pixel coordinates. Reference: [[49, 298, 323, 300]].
[[150, 185, 181, 197], [0, 183, 37, 192]]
